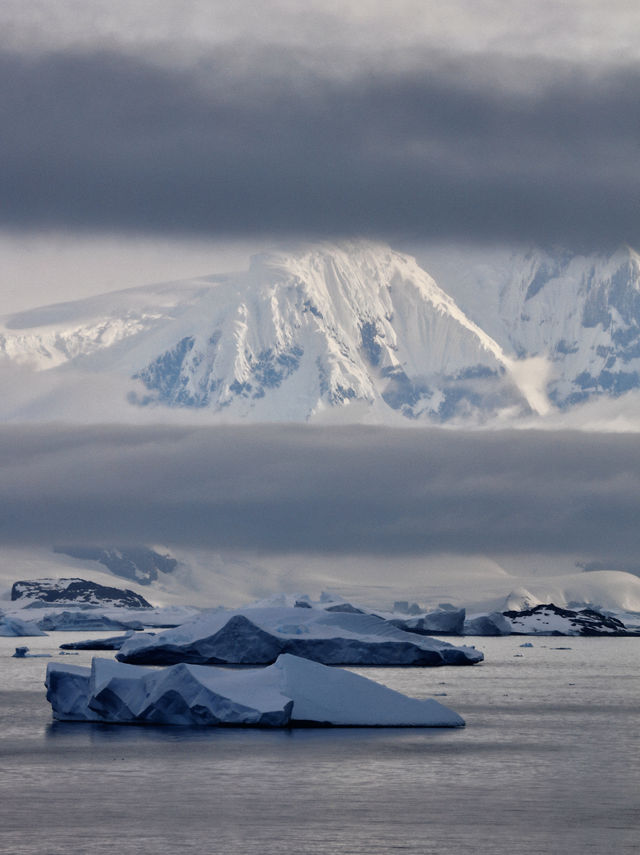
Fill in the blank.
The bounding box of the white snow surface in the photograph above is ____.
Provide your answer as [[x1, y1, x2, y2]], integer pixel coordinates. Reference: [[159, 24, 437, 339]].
[[4, 239, 640, 424], [0, 242, 530, 424], [418, 242, 640, 410], [503, 609, 584, 635], [0, 615, 47, 637], [45, 653, 465, 727], [502, 604, 635, 636], [116, 605, 483, 666]]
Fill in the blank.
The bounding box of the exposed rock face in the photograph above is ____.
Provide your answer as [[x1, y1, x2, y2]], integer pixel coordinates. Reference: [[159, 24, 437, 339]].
[[5, 242, 640, 425], [116, 607, 484, 667], [46, 654, 466, 727], [422, 243, 640, 410], [502, 603, 639, 636], [11, 578, 152, 609]]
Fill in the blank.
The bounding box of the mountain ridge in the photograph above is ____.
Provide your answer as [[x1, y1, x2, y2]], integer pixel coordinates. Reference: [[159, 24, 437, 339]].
[[2, 240, 640, 425]]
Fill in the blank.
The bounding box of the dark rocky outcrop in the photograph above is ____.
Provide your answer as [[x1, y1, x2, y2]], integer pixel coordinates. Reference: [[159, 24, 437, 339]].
[[11, 578, 152, 609]]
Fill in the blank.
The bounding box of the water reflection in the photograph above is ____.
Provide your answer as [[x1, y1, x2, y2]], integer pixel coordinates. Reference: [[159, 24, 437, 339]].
[[1, 636, 638, 855]]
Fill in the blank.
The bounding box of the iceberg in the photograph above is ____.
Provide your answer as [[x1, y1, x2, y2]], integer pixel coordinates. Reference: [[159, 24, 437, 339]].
[[45, 654, 465, 727], [116, 606, 483, 667], [463, 612, 512, 636], [386, 608, 466, 636], [37, 611, 145, 632], [0, 616, 47, 637], [59, 631, 138, 651]]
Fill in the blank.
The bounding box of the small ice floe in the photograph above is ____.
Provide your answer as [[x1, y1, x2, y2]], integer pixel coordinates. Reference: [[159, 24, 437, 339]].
[[12, 646, 51, 658], [59, 630, 138, 651]]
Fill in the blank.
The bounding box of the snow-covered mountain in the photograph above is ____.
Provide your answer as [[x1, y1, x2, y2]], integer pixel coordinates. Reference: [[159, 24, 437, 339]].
[[418, 243, 640, 410], [2, 240, 640, 423]]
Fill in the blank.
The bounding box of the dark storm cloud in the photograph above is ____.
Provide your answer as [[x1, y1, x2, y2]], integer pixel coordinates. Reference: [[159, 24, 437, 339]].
[[0, 424, 639, 558], [1, 48, 639, 247]]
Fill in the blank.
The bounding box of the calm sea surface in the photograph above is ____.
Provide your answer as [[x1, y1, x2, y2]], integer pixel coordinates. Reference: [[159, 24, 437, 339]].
[[0, 634, 638, 855]]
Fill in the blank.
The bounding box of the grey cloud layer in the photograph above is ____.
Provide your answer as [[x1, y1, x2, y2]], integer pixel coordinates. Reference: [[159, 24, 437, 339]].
[[1, 425, 638, 559], [2, 49, 639, 247]]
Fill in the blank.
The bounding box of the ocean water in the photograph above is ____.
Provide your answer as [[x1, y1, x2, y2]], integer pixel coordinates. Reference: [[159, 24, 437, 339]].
[[0, 634, 638, 855]]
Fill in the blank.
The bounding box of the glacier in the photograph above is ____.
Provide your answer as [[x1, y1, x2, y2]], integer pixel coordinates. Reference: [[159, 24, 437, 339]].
[[115, 605, 483, 666], [46, 654, 465, 727]]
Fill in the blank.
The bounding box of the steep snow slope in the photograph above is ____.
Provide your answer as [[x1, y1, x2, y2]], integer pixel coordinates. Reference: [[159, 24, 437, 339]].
[[5, 240, 640, 422], [419, 244, 640, 409], [0, 242, 529, 423]]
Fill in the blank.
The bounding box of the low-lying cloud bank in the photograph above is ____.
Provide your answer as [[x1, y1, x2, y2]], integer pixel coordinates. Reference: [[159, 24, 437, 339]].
[[1, 425, 638, 560], [1, 48, 638, 248]]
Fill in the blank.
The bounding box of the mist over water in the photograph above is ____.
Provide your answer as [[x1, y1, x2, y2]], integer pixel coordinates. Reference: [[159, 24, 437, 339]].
[[0, 635, 638, 854]]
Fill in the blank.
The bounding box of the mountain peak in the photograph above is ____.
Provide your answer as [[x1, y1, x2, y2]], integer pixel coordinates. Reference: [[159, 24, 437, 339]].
[[3, 242, 640, 425]]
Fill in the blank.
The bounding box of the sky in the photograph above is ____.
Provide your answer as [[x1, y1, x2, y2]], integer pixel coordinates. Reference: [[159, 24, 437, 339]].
[[1, 0, 639, 310], [2, 3, 640, 598]]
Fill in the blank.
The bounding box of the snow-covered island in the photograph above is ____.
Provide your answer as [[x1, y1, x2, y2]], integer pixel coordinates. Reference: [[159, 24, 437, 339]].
[[11, 577, 153, 609], [502, 603, 640, 636], [115, 605, 484, 667], [46, 654, 466, 727], [1, 577, 197, 635]]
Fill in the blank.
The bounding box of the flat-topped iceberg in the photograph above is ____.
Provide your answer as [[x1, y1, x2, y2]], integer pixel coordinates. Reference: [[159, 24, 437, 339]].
[[37, 610, 145, 632], [115, 606, 483, 667], [45, 654, 465, 727], [59, 631, 138, 651]]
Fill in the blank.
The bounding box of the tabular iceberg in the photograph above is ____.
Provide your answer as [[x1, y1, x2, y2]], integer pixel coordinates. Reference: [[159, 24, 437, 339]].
[[59, 631, 138, 651], [37, 611, 145, 631], [115, 606, 483, 666], [46, 654, 465, 727]]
